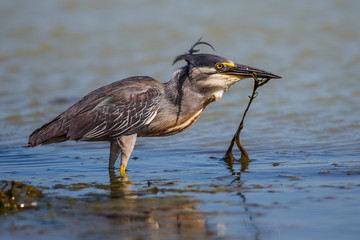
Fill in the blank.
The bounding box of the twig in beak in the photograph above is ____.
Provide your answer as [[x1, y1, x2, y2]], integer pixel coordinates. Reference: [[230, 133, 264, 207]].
[[223, 74, 272, 171]]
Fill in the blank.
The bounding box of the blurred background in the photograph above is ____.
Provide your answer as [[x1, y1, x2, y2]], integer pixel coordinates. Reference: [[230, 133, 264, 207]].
[[0, 0, 359, 239], [0, 0, 359, 149]]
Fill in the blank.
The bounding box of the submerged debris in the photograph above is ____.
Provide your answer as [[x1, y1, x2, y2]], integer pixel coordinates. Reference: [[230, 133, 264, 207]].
[[0, 180, 44, 215]]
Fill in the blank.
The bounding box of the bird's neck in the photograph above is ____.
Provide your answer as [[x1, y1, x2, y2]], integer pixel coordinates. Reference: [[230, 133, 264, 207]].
[[164, 73, 214, 115], [137, 74, 214, 137]]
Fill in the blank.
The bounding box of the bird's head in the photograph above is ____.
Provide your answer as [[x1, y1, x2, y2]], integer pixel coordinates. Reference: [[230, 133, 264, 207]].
[[173, 40, 281, 101]]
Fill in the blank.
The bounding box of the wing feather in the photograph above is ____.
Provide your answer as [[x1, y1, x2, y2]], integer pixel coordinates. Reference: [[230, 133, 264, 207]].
[[67, 86, 162, 141]]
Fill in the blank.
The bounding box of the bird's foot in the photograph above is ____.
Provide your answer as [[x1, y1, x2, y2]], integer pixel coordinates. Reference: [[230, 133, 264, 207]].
[[120, 164, 127, 177]]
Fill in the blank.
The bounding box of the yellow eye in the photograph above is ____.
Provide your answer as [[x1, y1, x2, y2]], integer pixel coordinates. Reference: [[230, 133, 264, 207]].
[[216, 63, 224, 70]]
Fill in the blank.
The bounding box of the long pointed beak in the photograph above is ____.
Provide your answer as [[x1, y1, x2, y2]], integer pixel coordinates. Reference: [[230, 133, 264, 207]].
[[225, 63, 282, 79]]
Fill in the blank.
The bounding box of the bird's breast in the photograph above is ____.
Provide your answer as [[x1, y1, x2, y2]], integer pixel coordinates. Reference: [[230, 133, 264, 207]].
[[137, 96, 214, 137], [162, 108, 204, 136], [137, 107, 205, 137]]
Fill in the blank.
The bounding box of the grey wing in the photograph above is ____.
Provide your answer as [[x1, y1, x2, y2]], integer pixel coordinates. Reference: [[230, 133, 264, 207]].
[[67, 87, 161, 141]]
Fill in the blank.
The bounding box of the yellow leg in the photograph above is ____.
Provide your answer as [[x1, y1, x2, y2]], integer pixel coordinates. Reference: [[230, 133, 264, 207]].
[[120, 164, 126, 177]]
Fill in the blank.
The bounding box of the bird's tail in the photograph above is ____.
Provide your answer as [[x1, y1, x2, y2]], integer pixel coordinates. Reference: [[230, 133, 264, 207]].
[[28, 117, 68, 147]]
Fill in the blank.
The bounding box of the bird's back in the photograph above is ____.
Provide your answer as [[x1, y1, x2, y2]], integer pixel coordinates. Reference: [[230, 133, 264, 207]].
[[28, 76, 164, 147]]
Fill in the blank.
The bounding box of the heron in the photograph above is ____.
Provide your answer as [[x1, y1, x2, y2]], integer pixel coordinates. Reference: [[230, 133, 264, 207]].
[[28, 40, 281, 176]]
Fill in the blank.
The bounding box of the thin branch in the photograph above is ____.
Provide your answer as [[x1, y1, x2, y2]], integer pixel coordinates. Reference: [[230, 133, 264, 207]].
[[223, 74, 271, 170]]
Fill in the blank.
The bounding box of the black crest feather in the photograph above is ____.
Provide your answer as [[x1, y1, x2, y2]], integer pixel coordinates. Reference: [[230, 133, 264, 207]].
[[173, 38, 215, 65], [188, 38, 215, 54]]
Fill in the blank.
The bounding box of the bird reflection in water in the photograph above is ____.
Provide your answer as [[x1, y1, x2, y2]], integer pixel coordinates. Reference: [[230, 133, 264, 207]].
[[103, 170, 212, 239]]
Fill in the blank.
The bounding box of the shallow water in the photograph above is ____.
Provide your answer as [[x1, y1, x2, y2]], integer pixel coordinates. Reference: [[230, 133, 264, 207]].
[[1, 0, 360, 239]]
